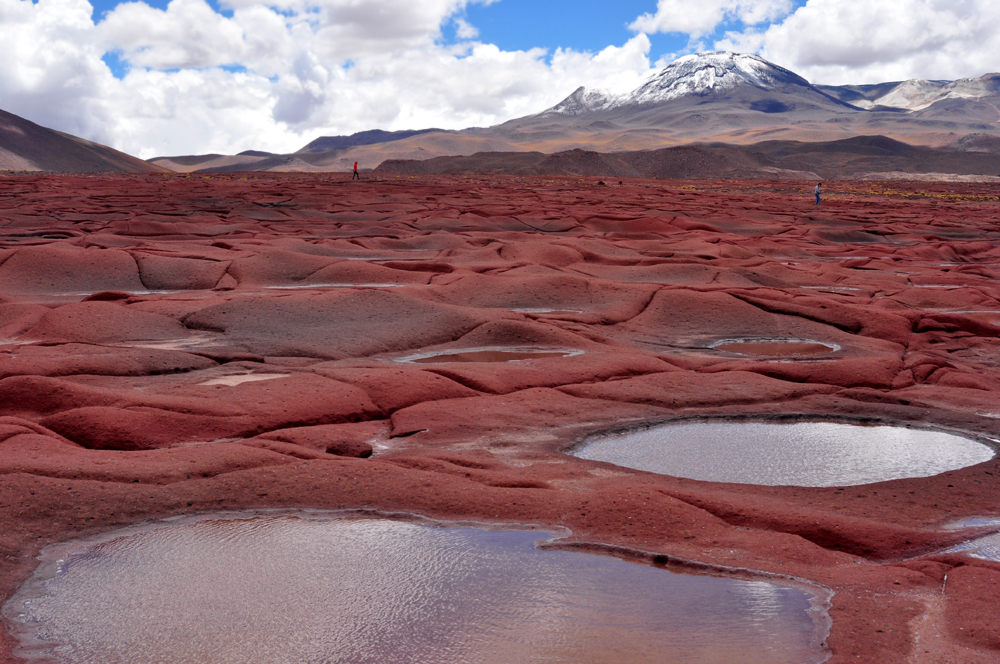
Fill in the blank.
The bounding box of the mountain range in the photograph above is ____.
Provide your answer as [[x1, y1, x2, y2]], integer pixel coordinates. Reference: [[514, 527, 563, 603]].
[[146, 52, 1000, 175], [3, 51, 1000, 176]]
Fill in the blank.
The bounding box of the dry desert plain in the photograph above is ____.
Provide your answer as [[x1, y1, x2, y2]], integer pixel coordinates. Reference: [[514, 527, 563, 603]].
[[2, 172, 1000, 662]]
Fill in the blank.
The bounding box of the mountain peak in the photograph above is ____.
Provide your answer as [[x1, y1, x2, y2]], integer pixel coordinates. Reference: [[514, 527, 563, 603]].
[[538, 52, 815, 118], [540, 86, 615, 117], [625, 52, 811, 106]]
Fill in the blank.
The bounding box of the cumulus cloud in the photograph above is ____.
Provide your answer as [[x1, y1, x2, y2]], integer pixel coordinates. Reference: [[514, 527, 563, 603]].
[[714, 0, 1000, 84], [0, 0, 116, 142], [630, 0, 794, 37], [0, 0, 657, 158], [453, 16, 478, 39], [99, 0, 248, 69]]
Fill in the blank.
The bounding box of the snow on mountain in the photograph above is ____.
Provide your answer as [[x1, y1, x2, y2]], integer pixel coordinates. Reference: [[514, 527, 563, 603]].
[[536, 51, 1000, 122], [623, 52, 810, 106], [540, 86, 617, 117], [540, 52, 814, 117]]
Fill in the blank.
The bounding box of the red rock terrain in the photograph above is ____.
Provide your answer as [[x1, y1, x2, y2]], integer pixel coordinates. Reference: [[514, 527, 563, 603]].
[[2, 172, 1000, 662]]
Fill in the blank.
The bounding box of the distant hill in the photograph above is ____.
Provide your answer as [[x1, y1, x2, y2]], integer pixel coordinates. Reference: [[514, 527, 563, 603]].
[[0, 108, 164, 173], [375, 146, 801, 179], [375, 136, 1000, 181], [818, 74, 1000, 111], [296, 129, 443, 153]]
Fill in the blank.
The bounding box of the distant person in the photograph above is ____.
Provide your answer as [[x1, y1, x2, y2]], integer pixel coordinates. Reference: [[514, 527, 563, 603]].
[[814, 182, 822, 205], [352, 161, 360, 180]]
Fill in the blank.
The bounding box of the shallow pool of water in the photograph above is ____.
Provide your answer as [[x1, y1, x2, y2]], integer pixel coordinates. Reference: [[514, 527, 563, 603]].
[[572, 421, 994, 487], [5, 515, 828, 664], [400, 348, 577, 364], [508, 308, 585, 314], [710, 339, 838, 357], [264, 283, 403, 290], [945, 533, 1000, 561], [198, 373, 290, 386]]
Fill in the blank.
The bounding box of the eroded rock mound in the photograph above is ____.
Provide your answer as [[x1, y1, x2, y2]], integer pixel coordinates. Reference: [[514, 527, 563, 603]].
[[3, 172, 1000, 663]]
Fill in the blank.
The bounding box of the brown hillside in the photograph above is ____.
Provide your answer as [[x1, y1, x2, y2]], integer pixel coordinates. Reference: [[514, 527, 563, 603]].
[[0, 109, 164, 173]]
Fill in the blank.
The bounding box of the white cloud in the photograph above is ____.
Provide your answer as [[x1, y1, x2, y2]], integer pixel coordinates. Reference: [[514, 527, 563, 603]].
[[98, 0, 248, 69], [630, 0, 794, 38], [0, 0, 117, 142], [453, 16, 478, 39], [714, 0, 1000, 84]]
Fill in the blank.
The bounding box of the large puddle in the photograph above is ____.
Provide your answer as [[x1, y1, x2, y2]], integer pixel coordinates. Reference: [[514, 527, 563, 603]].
[[572, 421, 995, 487], [4, 515, 829, 664]]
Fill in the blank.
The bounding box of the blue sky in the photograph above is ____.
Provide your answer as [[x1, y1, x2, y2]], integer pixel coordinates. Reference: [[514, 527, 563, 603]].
[[459, 0, 691, 59], [458, 0, 808, 59], [89, 0, 811, 79]]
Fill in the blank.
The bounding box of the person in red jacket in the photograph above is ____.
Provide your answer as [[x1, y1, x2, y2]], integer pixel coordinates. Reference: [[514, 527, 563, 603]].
[[352, 161, 360, 180]]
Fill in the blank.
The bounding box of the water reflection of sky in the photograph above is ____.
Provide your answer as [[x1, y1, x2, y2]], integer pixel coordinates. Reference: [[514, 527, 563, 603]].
[[945, 532, 1000, 562], [575, 421, 995, 487], [9, 516, 824, 664]]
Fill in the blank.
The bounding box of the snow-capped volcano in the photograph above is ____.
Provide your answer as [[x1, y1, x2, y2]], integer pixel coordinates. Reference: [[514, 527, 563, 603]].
[[625, 52, 810, 105], [540, 52, 822, 117]]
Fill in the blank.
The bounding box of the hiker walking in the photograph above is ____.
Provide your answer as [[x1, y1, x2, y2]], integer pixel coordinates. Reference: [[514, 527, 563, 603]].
[[814, 182, 822, 205], [352, 161, 360, 180]]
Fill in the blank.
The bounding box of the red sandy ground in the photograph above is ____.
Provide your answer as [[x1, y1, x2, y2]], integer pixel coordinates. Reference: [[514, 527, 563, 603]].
[[3, 173, 1000, 662]]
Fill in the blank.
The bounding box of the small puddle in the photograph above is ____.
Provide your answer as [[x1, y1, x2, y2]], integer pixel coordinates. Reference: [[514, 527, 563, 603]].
[[122, 332, 221, 352], [264, 283, 403, 290], [399, 347, 580, 364], [4, 515, 829, 664], [198, 373, 290, 387], [572, 421, 995, 487], [710, 339, 838, 357], [509, 308, 585, 314], [943, 517, 1000, 530], [944, 533, 1000, 562], [941, 517, 1000, 562]]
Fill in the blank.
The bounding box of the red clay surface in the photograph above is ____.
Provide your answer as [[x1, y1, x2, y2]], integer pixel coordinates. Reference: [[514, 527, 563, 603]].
[[3, 173, 1000, 662]]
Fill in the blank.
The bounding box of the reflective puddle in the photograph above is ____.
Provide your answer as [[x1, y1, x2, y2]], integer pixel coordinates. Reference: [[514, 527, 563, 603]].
[[264, 283, 404, 290], [945, 533, 1000, 562], [572, 421, 994, 487], [197, 373, 290, 387], [4, 515, 829, 664], [508, 308, 585, 314], [942, 517, 1000, 562], [400, 348, 578, 364], [710, 339, 838, 357]]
